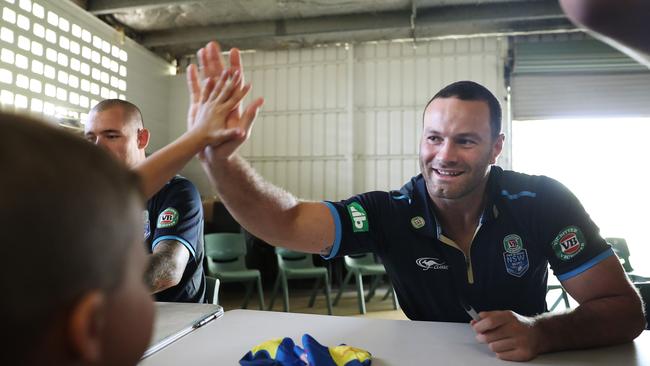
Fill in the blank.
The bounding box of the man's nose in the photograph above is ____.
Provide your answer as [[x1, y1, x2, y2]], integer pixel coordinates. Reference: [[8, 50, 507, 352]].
[[436, 140, 458, 163]]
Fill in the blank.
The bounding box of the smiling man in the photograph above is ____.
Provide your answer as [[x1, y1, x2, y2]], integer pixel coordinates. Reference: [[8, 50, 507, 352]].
[[188, 52, 645, 361]]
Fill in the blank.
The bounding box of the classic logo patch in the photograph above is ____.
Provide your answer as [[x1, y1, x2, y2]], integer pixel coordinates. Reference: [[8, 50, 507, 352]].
[[347, 202, 369, 233], [552, 226, 586, 261], [503, 234, 523, 253], [415, 257, 449, 271], [503, 250, 529, 277], [143, 210, 150, 239], [157, 207, 179, 228], [411, 216, 425, 229]]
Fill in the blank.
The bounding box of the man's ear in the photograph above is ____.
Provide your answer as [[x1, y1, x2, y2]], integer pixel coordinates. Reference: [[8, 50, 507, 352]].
[[67, 291, 107, 363], [490, 133, 505, 164], [137, 128, 150, 150]]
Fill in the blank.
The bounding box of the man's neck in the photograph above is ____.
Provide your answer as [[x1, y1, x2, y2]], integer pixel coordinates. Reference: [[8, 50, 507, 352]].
[[430, 179, 489, 252]]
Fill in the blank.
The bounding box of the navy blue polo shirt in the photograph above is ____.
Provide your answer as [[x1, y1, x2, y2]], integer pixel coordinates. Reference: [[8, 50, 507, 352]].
[[145, 176, 205, 303], [324, 166, 613, 322]]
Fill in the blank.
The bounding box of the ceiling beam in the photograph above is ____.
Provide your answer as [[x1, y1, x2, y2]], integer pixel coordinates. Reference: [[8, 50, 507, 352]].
[[141, 0, 568, 53], [87, 0, 203, 15]]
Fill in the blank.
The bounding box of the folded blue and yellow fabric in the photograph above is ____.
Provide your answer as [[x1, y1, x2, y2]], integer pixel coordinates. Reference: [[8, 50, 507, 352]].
[[240, 333, 371, 366]]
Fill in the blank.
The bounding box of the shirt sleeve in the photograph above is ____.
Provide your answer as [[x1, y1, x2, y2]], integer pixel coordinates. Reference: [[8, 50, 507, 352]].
[[535, 177, 614, 281], [150, 179, 203, 263], [322, 191, 389, 259]]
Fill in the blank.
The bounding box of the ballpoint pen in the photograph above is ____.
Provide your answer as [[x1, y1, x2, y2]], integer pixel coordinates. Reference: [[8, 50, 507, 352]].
[[458, 296, 480, 321]]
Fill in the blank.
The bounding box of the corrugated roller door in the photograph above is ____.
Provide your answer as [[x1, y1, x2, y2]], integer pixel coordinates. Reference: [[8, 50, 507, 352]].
[[511, 37, 650, 120]]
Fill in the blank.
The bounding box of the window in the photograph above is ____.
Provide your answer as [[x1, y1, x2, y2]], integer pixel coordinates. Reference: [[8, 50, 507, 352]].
[[0, 68, 12, 84], [1, 27, 14, 43], [32, 2, 43, 18], [513, 118, 650, 274], [16, 14, 29, 30], [1, 48, 14, 64], [14, 93, 27, 108], [15, 52, 28, 69], [1, 0, 127, 122], [15, 73, 28, 88], [3, 7, 16, 24], [30, 59, 43, 74], [30, 97, 43, 112], [30, 40, 42, 56], [0, 89, 14, 104], [46, 10, 57, 27], [29, 77, 40, 92]]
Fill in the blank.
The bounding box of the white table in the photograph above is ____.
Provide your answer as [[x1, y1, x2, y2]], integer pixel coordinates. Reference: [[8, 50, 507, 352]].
[[141, 309, 650, 365]]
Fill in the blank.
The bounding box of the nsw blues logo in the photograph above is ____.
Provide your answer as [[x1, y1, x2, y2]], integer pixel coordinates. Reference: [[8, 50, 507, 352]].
[[502, 234, 529, 277]]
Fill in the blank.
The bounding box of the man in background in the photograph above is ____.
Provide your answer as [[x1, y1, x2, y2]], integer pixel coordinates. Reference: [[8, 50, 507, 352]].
[[85, 100, 206, 302]]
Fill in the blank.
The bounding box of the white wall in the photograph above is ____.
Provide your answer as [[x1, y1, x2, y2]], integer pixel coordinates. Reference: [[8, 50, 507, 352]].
[[168, 37, 508, 199], [0, 0, 172, 149]]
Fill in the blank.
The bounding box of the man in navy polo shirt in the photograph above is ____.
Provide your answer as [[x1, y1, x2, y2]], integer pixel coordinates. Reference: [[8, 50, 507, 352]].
[[190, 47, 644, 360], [85, 99, 205, 303]]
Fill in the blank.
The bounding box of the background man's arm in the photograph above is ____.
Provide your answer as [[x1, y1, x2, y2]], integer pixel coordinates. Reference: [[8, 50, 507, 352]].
[[145, 240, 190, 294]]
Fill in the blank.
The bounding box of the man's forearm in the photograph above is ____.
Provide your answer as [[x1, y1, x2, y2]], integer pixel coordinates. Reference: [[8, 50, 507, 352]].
[[145, 251, 185, 294], [203, 155, 298, 241], [535, 294, 645, 353], [202, 155, 316, 249], [134, 131, 204, 199]]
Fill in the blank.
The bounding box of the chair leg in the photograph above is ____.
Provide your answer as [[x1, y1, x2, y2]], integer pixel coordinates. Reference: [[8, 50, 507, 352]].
[[308, 277, 321, 308], [242, 281, 254, 309], [268, 274, 280, 311], [281, 273, 290, 312], [365, 275, 381, 302], [334, 271, 352, 306], [324, 273, 333, 315], [256, 276, 265, 310], [549, 288, 569, 311], [355, 272, 366, 314], [561, 289, 570, 309], [382, 282, 391, 301], [391, 287, 399, 310]]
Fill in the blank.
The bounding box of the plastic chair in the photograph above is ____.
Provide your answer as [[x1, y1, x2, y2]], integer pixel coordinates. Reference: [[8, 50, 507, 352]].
[[204, 233, 265, 310], [606, 237, 650, 283], [333, 253, 398, 314], [268, 247, 333, 315], [205, 276, 220, 305]]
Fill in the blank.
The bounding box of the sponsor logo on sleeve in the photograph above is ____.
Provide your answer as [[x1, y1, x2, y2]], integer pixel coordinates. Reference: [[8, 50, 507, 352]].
[[346, 202, 369, 233], [143, 210, 151, 239], [411, 216, 425, 229], [552, 226, 586, 261], [157, 207, 179, 229], [502, 234, 529, 277]]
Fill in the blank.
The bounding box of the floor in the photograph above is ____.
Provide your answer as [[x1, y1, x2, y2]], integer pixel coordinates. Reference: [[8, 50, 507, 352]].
[[218, 282, 409, 320]]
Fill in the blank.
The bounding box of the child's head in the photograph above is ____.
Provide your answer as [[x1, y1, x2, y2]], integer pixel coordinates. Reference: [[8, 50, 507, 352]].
[[0, 112, 154, 365]]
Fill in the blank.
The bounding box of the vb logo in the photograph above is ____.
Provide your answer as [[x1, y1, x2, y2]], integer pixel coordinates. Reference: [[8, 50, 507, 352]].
[[347, 202, 369, 232]]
